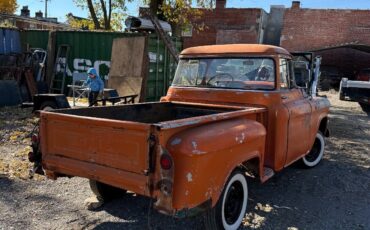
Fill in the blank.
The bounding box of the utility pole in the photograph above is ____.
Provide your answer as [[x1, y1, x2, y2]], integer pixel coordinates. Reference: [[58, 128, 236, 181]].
[[44, 0, 50, 18]]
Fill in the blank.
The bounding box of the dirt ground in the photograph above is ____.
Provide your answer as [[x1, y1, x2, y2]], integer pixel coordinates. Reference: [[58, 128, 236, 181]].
[[0, 91, 369, 230]]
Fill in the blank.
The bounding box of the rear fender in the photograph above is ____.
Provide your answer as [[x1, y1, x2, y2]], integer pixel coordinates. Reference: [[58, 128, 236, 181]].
[[167, 118, 266, 211]]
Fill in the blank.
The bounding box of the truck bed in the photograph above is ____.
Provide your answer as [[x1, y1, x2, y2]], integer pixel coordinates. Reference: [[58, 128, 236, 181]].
[[54, 102, 236, 123], [40, 102, 259, 195]]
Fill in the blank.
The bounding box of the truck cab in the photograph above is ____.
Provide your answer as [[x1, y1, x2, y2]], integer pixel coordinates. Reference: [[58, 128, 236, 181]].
[[163, 44, 330, 171]]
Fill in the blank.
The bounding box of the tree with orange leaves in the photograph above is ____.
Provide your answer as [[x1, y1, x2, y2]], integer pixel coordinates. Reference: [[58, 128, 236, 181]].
[[0, 0, 18, 14]]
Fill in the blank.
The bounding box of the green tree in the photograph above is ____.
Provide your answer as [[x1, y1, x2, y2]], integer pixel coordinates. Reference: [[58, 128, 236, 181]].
[[72, 0, 212, 32], [0, 0, 18, 14], [66, 13, 95, 30], [146, 0, 212, 35], [73, 0, 129, 30]]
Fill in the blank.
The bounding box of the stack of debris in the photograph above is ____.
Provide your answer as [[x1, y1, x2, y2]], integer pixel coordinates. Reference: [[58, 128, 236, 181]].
[[0, 49, 47, 106]]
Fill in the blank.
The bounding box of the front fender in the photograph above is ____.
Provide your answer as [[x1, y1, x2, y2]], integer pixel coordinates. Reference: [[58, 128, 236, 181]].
[[167, 117, 266, 211]]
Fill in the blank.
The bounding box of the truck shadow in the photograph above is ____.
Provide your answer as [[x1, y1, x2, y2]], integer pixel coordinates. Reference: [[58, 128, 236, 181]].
[[93, 105, 369, 229], [245, 156, 369, 229], [93, 193, 203, 230], [93, 154, 369, 230]]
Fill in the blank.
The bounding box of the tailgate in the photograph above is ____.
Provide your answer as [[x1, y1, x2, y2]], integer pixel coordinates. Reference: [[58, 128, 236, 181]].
[[40, 112, 152, 176]]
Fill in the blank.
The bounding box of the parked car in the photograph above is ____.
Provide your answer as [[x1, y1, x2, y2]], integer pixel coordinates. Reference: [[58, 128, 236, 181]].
[[339, 68, 370, 114], [29, 44, 330, 230], [339, 78, 370, 114]]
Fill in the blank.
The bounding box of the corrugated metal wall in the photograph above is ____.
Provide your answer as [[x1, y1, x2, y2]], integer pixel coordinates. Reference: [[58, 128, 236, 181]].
[[19, 30, 49, 50], [20, 30, 181, 101], [54, 31, 132, 88], [0, 28, 21, 54], [146, 35, 181, 101]]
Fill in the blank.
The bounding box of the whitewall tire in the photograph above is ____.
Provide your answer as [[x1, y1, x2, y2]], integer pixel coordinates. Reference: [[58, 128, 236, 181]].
[[302, 131, 325, 168], [204, 169, 248, 230]]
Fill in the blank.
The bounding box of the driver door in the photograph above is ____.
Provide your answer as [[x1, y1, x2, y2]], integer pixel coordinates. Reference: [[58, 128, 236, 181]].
[[280, 58, 313, 166]]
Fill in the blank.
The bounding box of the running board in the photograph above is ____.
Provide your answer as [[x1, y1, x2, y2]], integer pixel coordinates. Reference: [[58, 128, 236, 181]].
[[261, 167, 275, 183]]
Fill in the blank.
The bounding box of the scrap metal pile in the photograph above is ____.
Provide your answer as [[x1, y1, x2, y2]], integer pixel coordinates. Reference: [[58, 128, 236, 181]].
[[0, 49, 47, 105]]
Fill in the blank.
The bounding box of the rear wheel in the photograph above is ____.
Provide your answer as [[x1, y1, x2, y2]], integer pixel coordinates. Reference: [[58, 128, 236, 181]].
[[40, 101, 57, 111], [204, 169, 248, 230], [301, 131, 325, 168], [89, 179, 126, 201]]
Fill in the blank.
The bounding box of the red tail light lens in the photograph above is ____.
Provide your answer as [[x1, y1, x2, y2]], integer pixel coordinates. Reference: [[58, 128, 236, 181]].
[[31, 134, 39, 143], [160, 154, 172, 170]]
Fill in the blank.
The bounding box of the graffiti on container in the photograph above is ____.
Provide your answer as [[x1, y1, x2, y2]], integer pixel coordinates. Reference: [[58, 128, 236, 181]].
[[56, 58, 111, 80]]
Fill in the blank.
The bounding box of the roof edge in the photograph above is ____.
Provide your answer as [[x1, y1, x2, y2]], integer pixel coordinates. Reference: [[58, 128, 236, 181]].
[[181, 44, 291, 56]]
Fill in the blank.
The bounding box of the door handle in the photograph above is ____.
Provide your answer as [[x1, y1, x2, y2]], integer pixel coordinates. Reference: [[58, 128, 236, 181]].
[[281, 95, 288, 100]]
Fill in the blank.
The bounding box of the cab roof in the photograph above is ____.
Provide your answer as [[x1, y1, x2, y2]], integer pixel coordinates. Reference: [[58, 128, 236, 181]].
[[180, 44, 291, 57]]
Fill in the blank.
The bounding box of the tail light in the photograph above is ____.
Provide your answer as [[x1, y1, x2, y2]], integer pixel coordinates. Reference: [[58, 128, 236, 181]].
[[160, 154, 173, 170]]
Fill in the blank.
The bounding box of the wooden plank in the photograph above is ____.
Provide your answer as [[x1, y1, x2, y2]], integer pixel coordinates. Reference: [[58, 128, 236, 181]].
[[108, 36, 147, 101], [24, 69, 37, 97], [108, 76, 143, 101]]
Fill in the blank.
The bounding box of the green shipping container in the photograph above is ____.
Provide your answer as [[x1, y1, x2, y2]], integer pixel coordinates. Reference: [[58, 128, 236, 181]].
[[147, 35, 181, 101], [20, 30, 182, 101], [20, 30, 49, 51]]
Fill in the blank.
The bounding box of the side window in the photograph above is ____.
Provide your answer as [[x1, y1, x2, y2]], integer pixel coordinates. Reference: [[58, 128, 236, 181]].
[[279, 58, 289, 89]]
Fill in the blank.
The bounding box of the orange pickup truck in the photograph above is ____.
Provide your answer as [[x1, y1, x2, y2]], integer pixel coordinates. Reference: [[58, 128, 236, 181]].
[[30, 44, 330, 230]]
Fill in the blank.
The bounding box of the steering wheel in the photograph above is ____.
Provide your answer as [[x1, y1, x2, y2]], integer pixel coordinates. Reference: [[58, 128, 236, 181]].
[[206, 73, 234, 85]]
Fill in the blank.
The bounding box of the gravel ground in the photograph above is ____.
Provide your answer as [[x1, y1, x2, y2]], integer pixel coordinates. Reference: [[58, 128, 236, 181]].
[[0, 91, 369, 230]]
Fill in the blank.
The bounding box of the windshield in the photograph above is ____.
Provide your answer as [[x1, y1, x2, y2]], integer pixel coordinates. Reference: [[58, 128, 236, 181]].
[[172, 58, 275, 90]]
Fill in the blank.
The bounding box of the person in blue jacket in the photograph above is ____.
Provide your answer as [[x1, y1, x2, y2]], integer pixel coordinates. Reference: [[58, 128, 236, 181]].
[[85, 68, 104, 106]]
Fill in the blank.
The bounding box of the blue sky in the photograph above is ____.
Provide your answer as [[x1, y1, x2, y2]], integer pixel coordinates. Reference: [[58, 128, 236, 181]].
[[16, 0, 370, 23]]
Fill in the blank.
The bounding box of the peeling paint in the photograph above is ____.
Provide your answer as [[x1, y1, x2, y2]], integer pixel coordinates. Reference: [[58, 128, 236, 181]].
[[191, 141, 206, 154], [192, 149, 206, 155], [240, 132, 246, 143], [235, 132, 246, 144], [160, 119, 201, 129], [185, 190, 189, 196], [192, 141, 198, 149], [186, 172, 193, 182], [171, 138, 182, 146], [264, 93, 269, 97], [205, 188, 213, 198]]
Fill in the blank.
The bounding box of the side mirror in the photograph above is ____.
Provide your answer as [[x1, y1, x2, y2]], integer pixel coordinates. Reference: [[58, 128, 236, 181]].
[[293, 61, 310, 88]]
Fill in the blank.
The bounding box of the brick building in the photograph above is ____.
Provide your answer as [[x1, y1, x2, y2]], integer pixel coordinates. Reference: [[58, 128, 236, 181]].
[[281, 1, 370, 51], [280, 1, 370, 80], [182, 0, 268, 48], [182, 0, 370, 81]]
